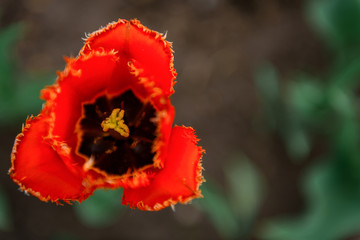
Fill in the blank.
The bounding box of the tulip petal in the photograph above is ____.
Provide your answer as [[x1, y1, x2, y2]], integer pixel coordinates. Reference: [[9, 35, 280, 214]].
[[81, 19, 176, 97], [41, 51, 121, 142], [9, 116, 92, 202], [122, 126, 204, 211]]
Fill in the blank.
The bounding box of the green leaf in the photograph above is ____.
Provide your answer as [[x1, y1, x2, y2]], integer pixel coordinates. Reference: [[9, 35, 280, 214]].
[[261, 159, 360, 240], [74, 189, 124, 228], [195, 154, 265, 239], [194, 181, 239, 239], [307, 0, 360, 52], [0, 22, 55, 124], [255, 63, 280, 103], [285, 126, 311, 161], [0, 22, 24, 100], [254, 63, 283, 131], [255, 65, 312, 161], [0, 72, 54, 124], [224, 154, 265, 223], [330, 55, 360, 88], [329, 0, 360, 49], [288, 77, 325, 120]]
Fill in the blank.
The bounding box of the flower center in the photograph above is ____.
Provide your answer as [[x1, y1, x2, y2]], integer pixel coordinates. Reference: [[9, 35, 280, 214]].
[[101, 108, 130, 137], [76, 90, 158, 176]]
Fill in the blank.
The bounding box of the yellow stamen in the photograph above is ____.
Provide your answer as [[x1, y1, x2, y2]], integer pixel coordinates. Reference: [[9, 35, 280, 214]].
[[101, 108, 130, 137]]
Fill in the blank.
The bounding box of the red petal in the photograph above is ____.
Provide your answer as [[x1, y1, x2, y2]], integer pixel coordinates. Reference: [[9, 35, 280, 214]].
[[9, 115, 92, 203], [41, 51, 121, 142], [122, 126, 204, 211], [152, 104, 175, 169], [81, 19, 176, 97]]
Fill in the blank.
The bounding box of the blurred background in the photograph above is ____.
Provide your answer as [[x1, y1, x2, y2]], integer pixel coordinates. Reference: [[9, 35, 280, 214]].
[[1, 0, 360, 239]]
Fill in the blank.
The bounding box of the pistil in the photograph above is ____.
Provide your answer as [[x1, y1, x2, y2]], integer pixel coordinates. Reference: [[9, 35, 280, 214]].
[[101, 108, 130, 137]]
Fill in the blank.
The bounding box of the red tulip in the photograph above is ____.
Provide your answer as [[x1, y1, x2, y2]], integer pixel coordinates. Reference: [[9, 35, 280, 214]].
[[9, 19, 204, 211]]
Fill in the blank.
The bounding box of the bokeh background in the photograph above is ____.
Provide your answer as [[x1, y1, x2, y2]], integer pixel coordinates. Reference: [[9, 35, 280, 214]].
[[1, 0, 360, 239]]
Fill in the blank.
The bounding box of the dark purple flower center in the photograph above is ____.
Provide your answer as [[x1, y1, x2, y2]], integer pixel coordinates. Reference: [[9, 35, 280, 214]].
[[77, 90, 157, 175]]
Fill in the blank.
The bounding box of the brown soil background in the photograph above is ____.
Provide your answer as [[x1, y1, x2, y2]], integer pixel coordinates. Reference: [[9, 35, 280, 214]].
[[0, 0, 327, 239]]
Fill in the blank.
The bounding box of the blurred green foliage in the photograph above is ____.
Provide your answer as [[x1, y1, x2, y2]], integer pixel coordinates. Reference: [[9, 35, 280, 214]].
[[308, 0, 360, 55], [255, 64, 312, 161], [195, 154, 265, 239], [0, 21, 53, 124], [257, 0, 360, 239], [73, 189, 124, 228]]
